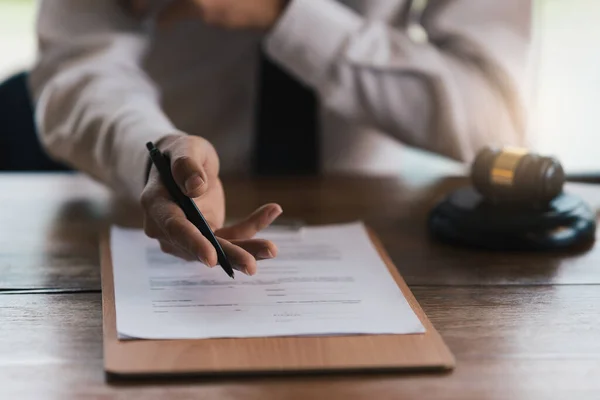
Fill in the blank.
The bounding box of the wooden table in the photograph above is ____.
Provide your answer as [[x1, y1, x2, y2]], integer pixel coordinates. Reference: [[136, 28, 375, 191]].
[[2, 172, 600, 399]]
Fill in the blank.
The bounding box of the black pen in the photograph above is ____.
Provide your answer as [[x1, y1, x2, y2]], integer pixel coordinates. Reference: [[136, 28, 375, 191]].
[[146, 142, 235, 279]]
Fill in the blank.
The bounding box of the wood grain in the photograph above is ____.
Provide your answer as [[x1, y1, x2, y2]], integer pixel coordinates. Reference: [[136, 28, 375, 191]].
[[0, 174, 110, 290], [3, 173, 600, 290], [101, 229, 454, 376], [3, 288, 600, 399], [3, 172, 600, 398]]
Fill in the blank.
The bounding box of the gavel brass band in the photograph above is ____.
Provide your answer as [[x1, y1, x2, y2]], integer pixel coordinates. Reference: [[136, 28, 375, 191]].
[[490, 147, 528, 187]]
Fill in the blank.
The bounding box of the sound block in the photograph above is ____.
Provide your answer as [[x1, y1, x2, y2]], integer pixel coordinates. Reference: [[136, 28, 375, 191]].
[[428, 186, 596, 251]]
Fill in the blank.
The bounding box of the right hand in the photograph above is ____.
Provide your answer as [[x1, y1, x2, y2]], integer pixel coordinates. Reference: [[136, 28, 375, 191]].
[[140, 135, 282, 275]]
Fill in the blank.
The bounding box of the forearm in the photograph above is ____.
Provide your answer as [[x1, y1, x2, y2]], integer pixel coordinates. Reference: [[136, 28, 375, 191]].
[[31, 0, 178, 200], [265, 0, 531, 162], [33, 62, 176, 200]]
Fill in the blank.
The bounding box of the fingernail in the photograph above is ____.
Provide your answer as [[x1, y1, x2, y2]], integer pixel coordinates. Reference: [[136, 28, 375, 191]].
[[234, 265, 251, 276], [257, 249, 274, 260], [269, 206, 283, 221], [197, 256, 210, 266], [185, 175, 204, 194]]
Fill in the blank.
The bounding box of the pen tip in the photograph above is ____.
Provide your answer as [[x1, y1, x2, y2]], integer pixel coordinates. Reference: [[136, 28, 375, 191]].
[[146, 142, 155, 152]]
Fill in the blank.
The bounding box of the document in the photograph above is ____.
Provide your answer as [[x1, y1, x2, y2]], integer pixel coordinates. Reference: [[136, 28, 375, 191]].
[[111, 222, 425, 340]]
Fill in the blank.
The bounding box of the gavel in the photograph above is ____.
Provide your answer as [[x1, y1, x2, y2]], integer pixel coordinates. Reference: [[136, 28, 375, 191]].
[[471, 147, 565, 207], [428, 146, 595, 251]]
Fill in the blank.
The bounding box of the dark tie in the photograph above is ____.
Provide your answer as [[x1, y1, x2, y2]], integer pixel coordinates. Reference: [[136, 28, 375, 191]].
[[254, 50, 320, 176]]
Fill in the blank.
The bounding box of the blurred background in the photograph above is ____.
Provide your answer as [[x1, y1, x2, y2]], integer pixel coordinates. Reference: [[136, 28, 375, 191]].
[[0, 0, 35, 81], [1, 0, 599, 174]]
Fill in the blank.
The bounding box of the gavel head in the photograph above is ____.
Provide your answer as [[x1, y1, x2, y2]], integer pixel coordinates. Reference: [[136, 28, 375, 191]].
[[471, 147, 565, 207]]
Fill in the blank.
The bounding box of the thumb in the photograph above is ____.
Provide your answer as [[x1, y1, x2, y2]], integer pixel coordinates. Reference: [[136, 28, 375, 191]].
[[168, 144, 209, 199]]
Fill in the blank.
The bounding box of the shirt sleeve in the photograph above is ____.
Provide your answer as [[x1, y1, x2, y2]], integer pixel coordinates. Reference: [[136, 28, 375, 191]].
[[30, 0, 178, 201], [265, 0, 532, 162]]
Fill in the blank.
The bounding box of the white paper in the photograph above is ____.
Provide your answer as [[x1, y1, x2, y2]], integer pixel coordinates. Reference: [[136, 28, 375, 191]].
[[111, 222, 425, 340]]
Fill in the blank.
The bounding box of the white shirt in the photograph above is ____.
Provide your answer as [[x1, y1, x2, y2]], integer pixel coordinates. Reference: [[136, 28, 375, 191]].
[[30, 0, 531, 200]]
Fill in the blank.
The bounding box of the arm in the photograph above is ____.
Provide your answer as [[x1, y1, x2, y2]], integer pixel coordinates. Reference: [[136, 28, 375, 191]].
[[31, 0, 283, 271], [30, 0, 177, 200], [265, 0, 531, 162]]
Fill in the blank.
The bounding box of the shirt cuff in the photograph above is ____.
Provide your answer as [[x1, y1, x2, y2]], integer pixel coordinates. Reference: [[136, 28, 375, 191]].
[[265, 0, 362, 88]]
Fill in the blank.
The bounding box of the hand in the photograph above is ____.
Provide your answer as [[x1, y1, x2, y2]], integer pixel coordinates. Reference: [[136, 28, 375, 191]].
[[140, 135, 282, 275], [156, 0, 289, 31]]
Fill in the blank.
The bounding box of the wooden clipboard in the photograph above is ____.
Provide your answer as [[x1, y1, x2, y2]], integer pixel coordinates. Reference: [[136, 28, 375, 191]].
[[101, 229, 455, 378]]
